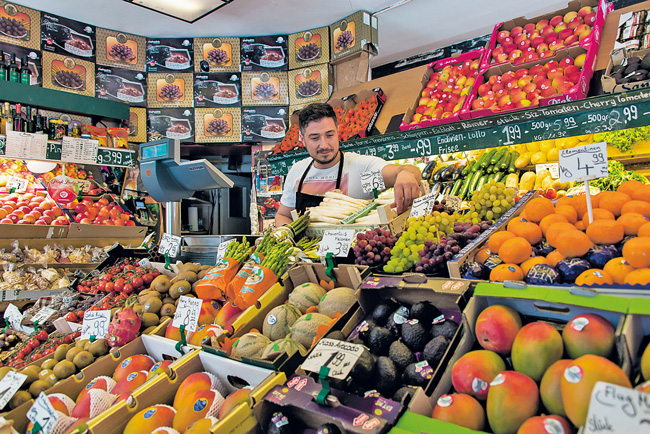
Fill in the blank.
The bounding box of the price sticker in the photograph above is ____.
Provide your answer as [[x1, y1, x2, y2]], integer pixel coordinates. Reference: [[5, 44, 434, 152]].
[[0, 371, 27, 409], [317, 229, 355, 257], [409, 191, 437, 218], [301, 338, 364, 379], [6, 176, 28, 192], [172, 296, 202, 332], [360, 170, 385, 194], [158, 233, 182, 258], [584, 381, 650, 434], [31, 307, 56, 325], [559, 142, 608, 183], [26, 392, 57, 434], [535, 163, 560, 179], [3, 304, 23, 331], [138, 258, 150, 267], [80, 310, 111, 340], [216, 239, 236, 261]]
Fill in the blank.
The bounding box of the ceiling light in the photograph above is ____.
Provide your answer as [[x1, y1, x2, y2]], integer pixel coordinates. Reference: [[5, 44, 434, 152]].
[[122, 0, 234, 23]]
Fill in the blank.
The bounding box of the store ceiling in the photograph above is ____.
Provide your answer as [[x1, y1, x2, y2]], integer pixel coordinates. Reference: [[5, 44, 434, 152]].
[[16, 0, 568, 68]]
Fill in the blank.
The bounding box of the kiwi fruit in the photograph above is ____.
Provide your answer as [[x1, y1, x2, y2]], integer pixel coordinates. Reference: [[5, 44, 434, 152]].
[[144, 298, 163, 314], [169, 281, 191, 299], [76, 339, 89, 349], [162, 296, 175, 305], [38, 369, 54, 381], [40, 372, 58, 387], [73, 351, 94, 369], [141, 312, 159, 328], [88, 339, 110, 358], [19, 366, 40, 386], [53, 360, 76, 379], [151, 275, 172, 293], [29, 380, 50, 397], [142, 326, 157, 335], [160, 304, 176, 317], [173, 271, 198, 283], [133, 304, 145, 315], [54, 344, 71, 361], [40, 359, 58, 371], [197, 269, 208, 280], [8, 390, 31, 409], [66, 347, 83, 362]]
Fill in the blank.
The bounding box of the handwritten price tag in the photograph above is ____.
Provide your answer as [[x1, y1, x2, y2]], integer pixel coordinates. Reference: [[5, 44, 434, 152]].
[[360, 170, 385, 194], [80, 310, 111, 340], [301, 338, 364, 379], [409, 191, 436, 218], [26, 392, 57, 434], [317, 230, 355, 257], [31, 307, 56, 325], [559, 142, 608, 183], [535, 163, 560, 179], [158, 233, 182, 258], [216, 239, 236, 261], [0, 371, 27, 409], [6, 176, 28, 192], [445, 195, 463, 212], [172, 296, 202, 332], [584, 381, 650, 434], [3, 304, 23, 331]]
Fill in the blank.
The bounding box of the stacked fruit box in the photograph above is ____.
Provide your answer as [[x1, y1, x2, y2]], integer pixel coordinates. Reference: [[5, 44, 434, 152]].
[[330, 87, 386, 141]]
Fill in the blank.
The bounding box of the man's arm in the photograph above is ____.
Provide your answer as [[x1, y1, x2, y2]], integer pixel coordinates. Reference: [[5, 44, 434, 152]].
[[381, 164, 422, 214], [275, 203, 295, 227]]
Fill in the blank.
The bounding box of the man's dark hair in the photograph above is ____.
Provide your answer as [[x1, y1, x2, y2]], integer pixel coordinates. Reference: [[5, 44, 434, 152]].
[[298, 102, 337, 134]]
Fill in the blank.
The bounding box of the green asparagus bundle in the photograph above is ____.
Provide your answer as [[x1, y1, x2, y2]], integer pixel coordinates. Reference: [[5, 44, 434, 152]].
[[260, 242, 293, 276], [296, 236, 321, 251], [256, 229, 277, 257], [224, 237, 250, 263]]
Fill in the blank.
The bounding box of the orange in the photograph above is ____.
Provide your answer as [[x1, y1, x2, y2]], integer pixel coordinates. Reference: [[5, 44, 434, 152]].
[[546, 249, 566, 267], [475, 247, 494, 265], [581, 208, 616, 227], [498, 237, 533, 264], [520, 210, 528, 220], [573, 194, 601, 219], [488, 231, 516, 253], [621, 200, 650, 219], [556, 230, 593, 258], [540, 214, 569, 235], [640, 222, 650, 237], [585, 220, 625, 245], [490, 263, 524, 282], [617, 213, 650, 236], [555, 205, 578, 224], [622, 237, 650, 268], [547, 222, 580, 248], [631, 185, 650, 202], [507, 216, 525, 232], [556, 196, 576, 209], [524, 197, 556, 223], [617, 180, 645, 198], [604, 257, 635, 285], [597, 191, 631, 217], [521, 256, 550, 275], [574, 221, 586, 231], [509, 221, 543, 245], [575, 269, 614, 286], [623, 268, 650, 285]]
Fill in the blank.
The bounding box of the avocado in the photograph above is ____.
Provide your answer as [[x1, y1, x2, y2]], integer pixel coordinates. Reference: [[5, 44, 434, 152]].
[[386, 305, 410, 335], [267, 412, 292, 434], [371, 300, 399, 326], [375, 356, 399, 396], [357, 319, 377, 342], [431, 320, 459, 341], [316, 423, 343, 434], [393, 385, 418, 404], [625, 63, 640, 75], [409, 301, 443, 326], [325, 330, 346, 341], [349, 348, 375, 383], [401, 320, 430, 352], [423, 335, 450, 367], [388, 340, 416, 372], [611, 64, 625, 75], [367, 327, 395, 356], [403, 362, 433, 388]]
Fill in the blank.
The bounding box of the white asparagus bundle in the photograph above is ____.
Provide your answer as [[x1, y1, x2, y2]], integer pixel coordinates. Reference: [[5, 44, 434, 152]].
[[309, 215, 341, 224], [324, 190, 370, 206]]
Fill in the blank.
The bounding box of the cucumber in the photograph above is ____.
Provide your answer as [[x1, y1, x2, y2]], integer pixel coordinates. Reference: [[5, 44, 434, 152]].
[[481, 149, 497, 169], [473, 153, 488, 172], [450, 178, 463, 196], [476, 174, 489, 191], [498, 150, 511, 171], [468, 171, 483, 194], [462, 160, 475, 176], [494, 172, 505, 182], [508, 151, 520, 173], [459, 173, 474, 199], [491, 148, 506, 165]]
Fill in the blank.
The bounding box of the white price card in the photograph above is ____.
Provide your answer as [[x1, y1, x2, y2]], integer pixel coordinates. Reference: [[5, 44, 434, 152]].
[[5, 131, 47, 160], [80, 138, 99, 164], [80, 310, 111, 340], [26, 392, 57, 434], [445, 195, 463, 212], [559, 142, 608, 183], [61, 136, 83, 163], [317, 229, 355, 257], [158, 233, 182, 258], [360, 170, 385, 194], [172, 296, 202, 332], [216, 239, 236, 261], [535, 163, 560, 179], [409, 191, 437, 218], [31, 307, 56, 325], [301, 338, 364, 380], [584, 381, 650, 434], [138, 258, 150, 267], [6, 176, 27, 192], [3, 304, 23, 331], [73, 179, 92, 194], [0, 371, 27, 410]]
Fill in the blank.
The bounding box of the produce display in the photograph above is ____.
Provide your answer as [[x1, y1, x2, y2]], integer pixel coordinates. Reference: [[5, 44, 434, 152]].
[[607, 52, 650, 85], [0, 193, 68, 226], [333, 94, 380, 142], [65, 196, 137, 226], [0, 159, 41, 193]]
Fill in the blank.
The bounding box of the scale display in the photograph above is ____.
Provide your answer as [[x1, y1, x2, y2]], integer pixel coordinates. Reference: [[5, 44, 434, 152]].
[[141, 143, 168, 160]]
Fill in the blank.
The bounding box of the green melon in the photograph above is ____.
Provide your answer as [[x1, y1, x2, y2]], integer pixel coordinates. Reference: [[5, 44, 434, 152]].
[[290, 312, 332, 348], [261, 337, 307, 360], [262, 304, 302, 341], [318, 287, 356, 317], [288, 282, 327, 314], [231, 332, 270, 359]]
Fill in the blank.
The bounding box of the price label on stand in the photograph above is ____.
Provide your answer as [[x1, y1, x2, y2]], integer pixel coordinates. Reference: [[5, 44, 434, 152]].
[[583, 382, 650, 434], [73, 179, 92, 194], [559, 142, 608, 183], [301, 338, 364, 379], [31, 307, 56, 325], [445, 195, 463, 212], [409, 191, 436, 218], [535, 163, 560, 179], [6, 176, 27, 192], [172, 296, 202, 332], [80, 310, 111, 340], [216, 239, 236, 261], [360, 170, 385, 194], [26, 392, 57, 434], [159, 233, 182, 258], [3, 304, 23, 331], [317, 230, 355, 257], [0, 371, 27, 410]]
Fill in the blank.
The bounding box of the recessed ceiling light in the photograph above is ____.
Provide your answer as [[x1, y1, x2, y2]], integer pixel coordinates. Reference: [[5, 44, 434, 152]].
[[122, 0, 234, 23]]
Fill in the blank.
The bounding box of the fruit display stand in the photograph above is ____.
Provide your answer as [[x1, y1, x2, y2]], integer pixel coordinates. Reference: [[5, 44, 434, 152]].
[[601, 47, 650, 94], [64, 194, 147, 239]]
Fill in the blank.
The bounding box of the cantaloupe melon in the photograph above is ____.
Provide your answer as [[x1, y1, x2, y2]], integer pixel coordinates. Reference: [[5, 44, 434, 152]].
[[231, 332, 270, 359], [262, 337, 307, 360], [290, 313, 332, 348], [318, 287, 356, 317], [262, 304, 302, 340], [288, 282, 326, 313]]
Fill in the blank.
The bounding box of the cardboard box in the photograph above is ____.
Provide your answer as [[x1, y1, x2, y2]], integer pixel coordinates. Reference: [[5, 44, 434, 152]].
[[330, 86, 386, 140], [332, 51, 370, 91], [241, 35, 289, 71], [305, 203, 407, 238], [128, 107, 146, 143], [241, 106, 289, 142], [147, 107, 194, 143], [601, 47, 650, 94], [195, 107, 242, 143], [146, 37, 193, 73], [147, 72, 193, 108], [399, 50, 484, 131], [193, 36, 240, 73], [0, 2, 40, 49], [96, 65, 147, 106], [288, 26, 330, 69], [241, 71, 289, 106], [288, 63, 330, 105], [96, 28, 146, 71], [194, 72, 241, 107], [0, 223, 67, 239], [41, 12, 95, 62], [42, 51, 95, 97], [330, 11, 378, 64]]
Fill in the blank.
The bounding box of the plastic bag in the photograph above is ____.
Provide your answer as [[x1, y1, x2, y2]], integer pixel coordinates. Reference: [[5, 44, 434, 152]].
[[194, 258, 240, 299], [225, 252, 263, 299], [233, 264, 278, 310]]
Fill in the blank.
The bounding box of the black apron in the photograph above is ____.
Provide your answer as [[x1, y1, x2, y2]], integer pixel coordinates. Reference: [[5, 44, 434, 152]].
[[295, 151, 345, 215]]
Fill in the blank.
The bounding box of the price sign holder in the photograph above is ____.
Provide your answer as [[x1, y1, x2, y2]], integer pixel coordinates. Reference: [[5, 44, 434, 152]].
[[31, 307, 56, 326], [7, 176, 28, 193], [301, 338, 364, 380], [535, 163, 560, 179], [584, 381, 650, 434], [216, 239, 236, 261], [159, 233, 182, 258], [360, 170, 385, 198], [80, 310, 111, 341], [409, 191, 436, 218], [0, 371, 27, 409], [4, 304, 24, 332], [559, 142, 608, 224], [317, 230, 355, 258], [172, 296, 202, 332], [27, 392, 57, 434]]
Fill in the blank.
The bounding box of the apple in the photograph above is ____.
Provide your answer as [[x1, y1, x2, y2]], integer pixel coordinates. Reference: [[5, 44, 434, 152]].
[[540, 86, 556, 97], [518, 76, 534, 87], [578, 28, 592, 41], [558, 28, 574, 41], [510, 89, 527, 104], [527, 89, 541, 100], [516, 100, 532, 108], [529, 64, 544, 76], [585, 12, 597, 26], [503, 43, 518, 55], [564, 34, 579, 45], [34, 220, 47, 225], [550, 15, 564, 27], [549, 40, 564, 51], [564, 11, 578, 23], [514, 68, 529, 79], [510, 26, 523, 38], [567, 71, 581, 83], [518, 39, 531, 50], [557, 81, 574, 94], [578, 6, 592, 18], [541, 25, 555, 37], [525, 52, 540, 62], [484, 96, 497, 108], [574, 53, 586, 67], [530, 36, 545, 49], [497, 94, 512, 107], [7, 214, 19, 223], [504, 79, 518, 90], [568, 17, 583, 30], [472, 98, 485, 110], [492, 82, 505, 92], [523, 23, 536, 34], [489, 75, 502, 85], [502, 71, 516, 82], [552, 76, 569, 88], [0, 218, 13, 224], [544, 32, 559, 45], [547, 68, 564, 79], [536, 19, 550, 31]]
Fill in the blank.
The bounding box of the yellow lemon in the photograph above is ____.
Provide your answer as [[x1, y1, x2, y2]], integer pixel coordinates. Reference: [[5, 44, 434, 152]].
[[547, 148, 560, 162], [531, 152, 547, 165], [526, 142, 540, 152], [539, 140, 555, 153]]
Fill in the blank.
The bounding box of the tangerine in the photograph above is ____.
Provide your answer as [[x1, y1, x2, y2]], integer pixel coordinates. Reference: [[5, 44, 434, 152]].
[[524, 197, 556, 223], [617, 213, 650, 236], [555, 230, 593, 258], [575, 269, 614, 286], [489, 263, 524, 282], [639, 222, 650, 237], [547, 222, 580, 248], [521, 256, 550, 275], [555, 205, 578, 224], [475, 247, 493, 265], [604, 257, 635, 285], [540, 214, 569, 235], [488, 231, 516, 253], [585, 220, 625, 245], [573, 194, 601, 219], [509, 221, 543, 245], [622, 237, 650, 268], [631, 185, 650, 202], [623, 268, 650, 285], [507, 217, 525, 232], [617, 180, 645, 198], [621, 200, 650, 219], [546, 249, 566, 267], [581, 208, 616, 227], [498, 237, 533, 264], [597, 191, 631, 217], [556, 195, 576, 210]]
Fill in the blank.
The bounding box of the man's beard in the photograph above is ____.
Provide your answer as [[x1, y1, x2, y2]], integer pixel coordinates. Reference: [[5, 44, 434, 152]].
[[314, 150, 339, 165]]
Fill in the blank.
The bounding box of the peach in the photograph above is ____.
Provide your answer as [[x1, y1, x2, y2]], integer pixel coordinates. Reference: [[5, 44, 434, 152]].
[[475, 305, 522, 355], [512, 322, 563, 381], [451, 350, 506, 400], [173, 371, 220, 409], [432, 393, 486, 431], [562, 313, 615, 359], [113, 354, 155, 382], [540, 359, 572, 418], [517, 415, 573, 434], [486, 371, 539, 434]]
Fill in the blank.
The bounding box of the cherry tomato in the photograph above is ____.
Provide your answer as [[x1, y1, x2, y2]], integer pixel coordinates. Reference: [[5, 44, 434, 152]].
[[124, 264, 135, 271], [103, 274, 114, 282], [142, 273, 154, 285], [65, 312, 78, 322], [132, 277, 143, 288], [63, 335, 74, 344], [114, 278, 125, 293], [105, 282, 115, 293], [123, 284, 134, 295], [36, 330, 48, 341]]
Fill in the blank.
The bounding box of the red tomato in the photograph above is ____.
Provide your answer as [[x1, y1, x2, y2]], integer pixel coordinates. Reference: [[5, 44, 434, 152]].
[[36, 330, 48, 341], [65, 312, 78, 322], [123, 284, 134, 295]]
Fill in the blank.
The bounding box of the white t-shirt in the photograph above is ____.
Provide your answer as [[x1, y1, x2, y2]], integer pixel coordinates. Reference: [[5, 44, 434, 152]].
[[280, 152, 389, 208]]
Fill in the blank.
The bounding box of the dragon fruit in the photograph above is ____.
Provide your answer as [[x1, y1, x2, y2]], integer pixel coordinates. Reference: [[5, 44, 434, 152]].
[[106, 299, 141, 348]]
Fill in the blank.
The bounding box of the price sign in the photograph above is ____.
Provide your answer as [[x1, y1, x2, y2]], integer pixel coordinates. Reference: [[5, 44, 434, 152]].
[[73, 179, 92, 194], [3, 304, 23, 331], [61, 137, 83, 163], [445, 195, 463, 212], [583, 382, 650, 434], [138, 258, 150, 267], [409, 191, 436, 218], [0, 371, 27, 409], [6, 176, 28, 192], [360, 170, 385, 194], [317, 229, 355, 257], [559, 142, 608, 183], [172, 296, 202, 332], [80, 310, 111, 340], [26, 392, 57, 434], [158, 233, 182, 258], [216, 239, 236, 261], [301, 338, 364, 379], [31, 307, 56, 325], [535, 163, 560, 179]]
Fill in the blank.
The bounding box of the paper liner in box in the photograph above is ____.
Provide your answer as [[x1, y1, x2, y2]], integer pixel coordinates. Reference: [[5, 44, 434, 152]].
[[226, 252, 263, 299], [194, 257, 239, 299], [234, 264, 278, 310]]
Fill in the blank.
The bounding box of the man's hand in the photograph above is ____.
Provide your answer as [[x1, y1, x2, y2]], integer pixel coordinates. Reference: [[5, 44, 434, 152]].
[[382, 164, 422, 214]]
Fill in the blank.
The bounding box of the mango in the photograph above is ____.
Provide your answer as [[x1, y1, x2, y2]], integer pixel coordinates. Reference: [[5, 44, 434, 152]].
[[184, 417, 218, 434], [188, 324, 224, 346], [123, 404, 176, 434], [219, 388, 252, 419], [172, 389, 224, 432], [113, 354, 155, 382], [47, 393, 76, 416], [148, 360, 174, 379], [76, 376, 116, 404], [475, 305, 522, 355], [111, 370, 148, 402], [516, 415, 573, 434], [562, 313, 615, 359], [431, 393, 486, 431], [539, 359, 572, 418], [641, 342, 650, 381], [636, 380, 650, 394], [71, 389, 115, 419], [214, 301, 243, 333], [487, 371, 539, 434], [451, 350, 506, 400], [173, 371, 220, 409], [511, 322, 563, 381], [165, 323, 194, 342], [198, 300, 220, 326]]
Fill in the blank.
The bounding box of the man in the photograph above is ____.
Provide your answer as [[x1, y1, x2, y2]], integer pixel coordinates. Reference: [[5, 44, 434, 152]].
[[275, 102, 421, 227]]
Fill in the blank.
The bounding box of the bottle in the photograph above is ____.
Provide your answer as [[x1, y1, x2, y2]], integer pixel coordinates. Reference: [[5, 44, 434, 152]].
[[0, 50, 6, 81], [5, 104, 13, 133], [19, 56, 30, 85], [25, 106, 33, 133], [7, 54, 19, 83], [34, 112, 42, 133], [13, 103, 21, 132]]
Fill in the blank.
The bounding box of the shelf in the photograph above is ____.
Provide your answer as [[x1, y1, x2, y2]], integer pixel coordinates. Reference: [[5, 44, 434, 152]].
[[0, 81, 130, 120], [266, 88, 650, 176]]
